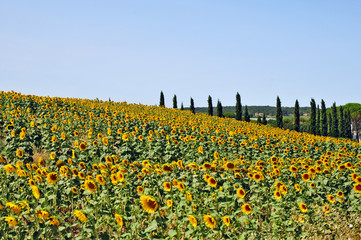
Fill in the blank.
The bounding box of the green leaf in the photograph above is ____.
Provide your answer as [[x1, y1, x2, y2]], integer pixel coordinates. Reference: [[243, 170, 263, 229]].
[[168, 229, 177, 237], [144, 220, 158, 233]]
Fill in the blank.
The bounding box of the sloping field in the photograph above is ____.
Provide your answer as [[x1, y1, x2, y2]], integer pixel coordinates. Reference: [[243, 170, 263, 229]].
[[1, 91, 361, 239]]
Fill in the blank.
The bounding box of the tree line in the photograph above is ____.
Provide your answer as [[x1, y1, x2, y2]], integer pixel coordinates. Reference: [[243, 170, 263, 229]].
[[159, 91, 358, 140]]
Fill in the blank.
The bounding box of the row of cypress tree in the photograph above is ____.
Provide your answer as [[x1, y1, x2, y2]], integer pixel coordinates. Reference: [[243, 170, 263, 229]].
[[160, 91, 352, 139]]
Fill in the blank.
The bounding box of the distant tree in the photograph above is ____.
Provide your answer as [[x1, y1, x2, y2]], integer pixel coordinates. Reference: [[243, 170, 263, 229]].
[[262, 113, 267, 125], [173, 95, 177, 109], [331, 102, 339, 137], [208, 95, 213, 116], [321, 100, 328, 136], [217, 100, 223, 117], [344, 103, 361, 141], [316, 105, 321, 135], [339, 106, 345, 138], [328, 112, 332, 136], [159, 91, 165, 107], [294, 100, 300, 132], [257, 115, 262, 124], [308, 99, 316, 134], [190, 98, 195, 114], [276, 96, 283, 128], [235, 92, 242, 121], [180, 102, 184, 110], [345, 110, 352, 138], [244, 106, 251, 122]]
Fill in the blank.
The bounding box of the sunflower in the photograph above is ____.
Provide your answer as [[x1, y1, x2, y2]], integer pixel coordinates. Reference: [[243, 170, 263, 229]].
[[16, 149, 24, 158], [49, 216, 60, 226], [310, 182, 316, 188], [167, 200, 173, 207], [72, 187, 78, 194], [322, 205, 330, 213], [102, 137, 109, 145], [117, 172, 124, 182], [302, 173, 310, 182], [74, 210, 87, 223], [299, 203, 308, 213], [95, 175, 106, 185], [198, 146, 204, 154], [137, 186, 144, 194], [203, 215, 216, 229], [47, 172, 59, 184], [241, 203, 252, 215], [237, 188, 246, 199], [177, 182, 185, 192], [280, 185, 287, 195], [274, 191, 282, 200], [115, 213, 123, 227], [354, 183, 361, 193], [327, 195, 336, 203], [140, 195, 158, 213], [50, 152, 56, 160], [79, 142, 87, 151], [31, 186, 40, 199], [295, 184, 301, 191], [298, 216, 305, 222], [289, 165, 298, 173], [4, 164, 16, 174], [189, 215, 197, 228], [208, 177, 217, 187], [253, 173, 262, 181], [222, 216, 230, 226], [85, 180, 97, 192], [5, 217, 17, 228], [162, 164, 172, 173]]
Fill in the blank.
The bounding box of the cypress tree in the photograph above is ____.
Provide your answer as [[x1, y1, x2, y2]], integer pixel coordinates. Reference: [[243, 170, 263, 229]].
[[217, 100, 223, 117], [345, 111, 352, 138], [321, 100, 328, 136], [262, 113, 267, 125], [328, 112, 332, 136], [276, 96, 283, 128], [257, 115, 262, 124], [339, 106, 346, 138], [316, 105, 321, 135], [180, 102, 184, 110], [173, 95, 177, 109], [331, 102, 338, 137], [235, 92, 242, 121], [208, 95, 213, 116], [294, 100, 300, 132], [309, 99, 316, 134], [190, 98, 195, 114], [244, 106, 250, 122], [159, 91, 165, 107]]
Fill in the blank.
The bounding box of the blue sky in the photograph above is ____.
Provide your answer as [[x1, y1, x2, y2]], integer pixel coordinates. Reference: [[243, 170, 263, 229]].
[[1, 1, 361, 108]]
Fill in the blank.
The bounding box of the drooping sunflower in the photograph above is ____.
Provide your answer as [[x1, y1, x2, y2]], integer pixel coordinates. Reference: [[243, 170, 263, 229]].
[[203, 215, 216, 229], [5, 217, 17, 228], [241, 203, 252, 215], [237, 188, 246, 199], [189, 215, 197, 228], [114, 213, 123, 227], [74, 210, 87, 223], [85, 180, 97, 192], [222, 216, 230, 226], [140, 195, 158, 213], [299, 203, 308, 213], [47, 172, 59, 184], [31, 186, 40, 199]]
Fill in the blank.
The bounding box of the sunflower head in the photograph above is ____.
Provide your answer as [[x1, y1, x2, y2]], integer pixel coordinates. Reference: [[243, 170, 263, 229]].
[[203, 215, 216, 229], [140, 195, 158, 213]]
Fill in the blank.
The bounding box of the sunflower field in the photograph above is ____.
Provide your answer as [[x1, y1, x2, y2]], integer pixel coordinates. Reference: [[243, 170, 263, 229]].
[[1, 91, 361, 239]]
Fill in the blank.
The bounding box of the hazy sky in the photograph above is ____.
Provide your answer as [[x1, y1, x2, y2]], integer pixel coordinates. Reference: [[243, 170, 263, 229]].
[[1, 1, 361, 108]]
